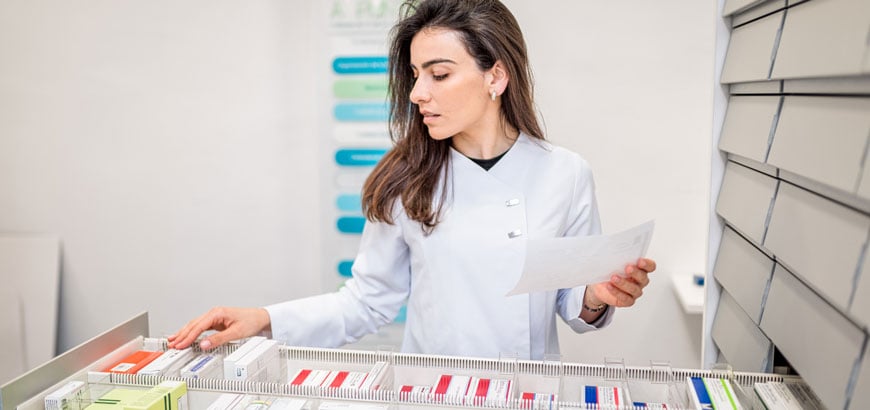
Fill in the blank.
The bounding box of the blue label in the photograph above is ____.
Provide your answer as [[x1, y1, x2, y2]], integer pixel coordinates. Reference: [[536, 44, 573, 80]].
[[190, 355, 214, 372], [337, 216, 366, 234], [335, 149, 387, 166], [336, 194, 362, 212], [337, 260, 354, 277], [334, 102, 389, 122], [691, 377, 714, 409], [332, 56, 388, 74], [584, 386, 598, 404]]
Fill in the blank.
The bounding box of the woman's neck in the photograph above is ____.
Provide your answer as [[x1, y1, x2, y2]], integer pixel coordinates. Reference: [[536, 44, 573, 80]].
[[452, 124, 519, 160]]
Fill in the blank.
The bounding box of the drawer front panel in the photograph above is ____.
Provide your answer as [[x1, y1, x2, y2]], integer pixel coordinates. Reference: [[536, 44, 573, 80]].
[[712, 227, 774, 322], [760, 264, 864, 410], [716, 161, 778, 243], [764, 182, 869, 309]]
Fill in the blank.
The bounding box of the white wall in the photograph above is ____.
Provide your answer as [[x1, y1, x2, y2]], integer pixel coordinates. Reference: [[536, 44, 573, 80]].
[[0, 0, 323, 352], [0, 0, 715, 369], [505, 0, 716, 367]]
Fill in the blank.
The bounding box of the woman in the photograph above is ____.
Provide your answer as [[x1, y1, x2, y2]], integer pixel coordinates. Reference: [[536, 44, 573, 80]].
[[169, 0, 655, 360]]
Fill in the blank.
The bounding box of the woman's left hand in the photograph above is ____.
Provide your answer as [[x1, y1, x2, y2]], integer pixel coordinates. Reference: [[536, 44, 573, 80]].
[[587, 258, 656, 308]]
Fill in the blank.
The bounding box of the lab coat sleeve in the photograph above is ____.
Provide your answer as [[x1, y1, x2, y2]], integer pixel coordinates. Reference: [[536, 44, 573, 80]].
[[557, 154, 615, 332], [264, 213, 411, 347]]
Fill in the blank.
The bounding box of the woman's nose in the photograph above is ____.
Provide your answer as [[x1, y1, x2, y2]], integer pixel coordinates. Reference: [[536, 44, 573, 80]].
[[410, 79, 429, 104]]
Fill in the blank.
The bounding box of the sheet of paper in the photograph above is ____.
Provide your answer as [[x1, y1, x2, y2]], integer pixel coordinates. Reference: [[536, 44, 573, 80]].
[[506, 220, 654, 296]]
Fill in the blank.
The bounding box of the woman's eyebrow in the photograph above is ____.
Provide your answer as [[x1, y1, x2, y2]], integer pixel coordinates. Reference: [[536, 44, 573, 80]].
[[411, 58, 457, 70]]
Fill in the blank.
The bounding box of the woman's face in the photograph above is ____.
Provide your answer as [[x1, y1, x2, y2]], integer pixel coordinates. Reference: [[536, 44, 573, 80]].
[[409, 27, 493, 141]]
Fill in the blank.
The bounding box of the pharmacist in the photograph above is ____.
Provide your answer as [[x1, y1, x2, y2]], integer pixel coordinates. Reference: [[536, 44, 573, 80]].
[[169, 0, 655, 360]]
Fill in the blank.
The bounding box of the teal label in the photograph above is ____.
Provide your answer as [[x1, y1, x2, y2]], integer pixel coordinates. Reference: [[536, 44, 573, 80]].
[[332, 56, 388, 74], [335, 149, 386, 166]]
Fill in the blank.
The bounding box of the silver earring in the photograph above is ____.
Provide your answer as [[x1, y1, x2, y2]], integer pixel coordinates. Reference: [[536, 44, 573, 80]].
[[491, 90, 497, 101]]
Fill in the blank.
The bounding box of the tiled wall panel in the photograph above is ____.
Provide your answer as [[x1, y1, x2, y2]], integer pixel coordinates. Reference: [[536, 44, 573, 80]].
[[771, 0, 870, 79], [715, 161, 778, 243], [718, 96, 781, 163], [760, 265, 865, 410], [720, 11, 783, 83], [712, 227, 773, 323], [714, 0, 870, 407], [712, 290, 773, 373], [767, 96, 870, 194], [764, 182, 869, 310]]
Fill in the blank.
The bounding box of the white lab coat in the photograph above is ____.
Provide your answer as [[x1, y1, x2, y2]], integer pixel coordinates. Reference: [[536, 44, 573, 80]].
[[266, 133, 613, 360]]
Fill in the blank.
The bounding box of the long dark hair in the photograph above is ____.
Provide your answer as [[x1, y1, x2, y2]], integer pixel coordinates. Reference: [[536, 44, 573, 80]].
[[362, 0, 544, 232]]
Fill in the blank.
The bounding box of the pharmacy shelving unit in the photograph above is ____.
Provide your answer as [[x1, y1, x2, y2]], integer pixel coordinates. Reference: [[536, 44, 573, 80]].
[[1, 313, 808, 409], [709, 0, 870, 408]]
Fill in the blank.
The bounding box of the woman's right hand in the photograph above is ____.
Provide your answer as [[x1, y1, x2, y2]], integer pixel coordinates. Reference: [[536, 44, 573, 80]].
[[167, 306, 271, 350]]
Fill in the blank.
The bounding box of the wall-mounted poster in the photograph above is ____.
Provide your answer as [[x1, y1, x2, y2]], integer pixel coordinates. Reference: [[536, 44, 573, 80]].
[[317, 0, 405, 350]]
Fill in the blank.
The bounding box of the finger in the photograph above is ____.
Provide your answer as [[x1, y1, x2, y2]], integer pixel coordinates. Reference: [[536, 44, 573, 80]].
[[621, 265, 649, 288], [167, 323, 201, 349], [627, 266, 651, 288], [200, 327, 246, 350], [637, 272, 650, 288], [606, 282, 637, 307], [638, 258, 657, 273], [167, 322, 196, 349], [611, 274, 643, 300], [170, 311, 222, 349]]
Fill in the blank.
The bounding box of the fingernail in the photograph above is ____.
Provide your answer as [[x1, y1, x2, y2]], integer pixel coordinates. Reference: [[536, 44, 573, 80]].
[[200, 340, 212, 350]]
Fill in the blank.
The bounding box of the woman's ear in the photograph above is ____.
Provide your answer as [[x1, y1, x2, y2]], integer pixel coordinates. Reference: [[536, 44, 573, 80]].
[[487, 60, 510, 95]]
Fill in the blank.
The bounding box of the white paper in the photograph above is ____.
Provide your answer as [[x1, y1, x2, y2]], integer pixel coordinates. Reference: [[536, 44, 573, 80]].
[[507, 220, 654, 296]]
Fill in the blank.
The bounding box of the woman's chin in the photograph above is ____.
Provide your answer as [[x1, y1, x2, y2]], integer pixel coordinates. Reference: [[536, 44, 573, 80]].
[[426, 129, 452, 141]]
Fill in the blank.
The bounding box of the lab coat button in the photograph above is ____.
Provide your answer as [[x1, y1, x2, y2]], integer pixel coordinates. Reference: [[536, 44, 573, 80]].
[[505, 198, 520, 207], [508, 229, 523, 238]]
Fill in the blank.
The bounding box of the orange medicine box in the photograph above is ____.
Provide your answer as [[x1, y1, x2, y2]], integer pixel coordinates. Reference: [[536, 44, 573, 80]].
[[103, 350, 163, 374]]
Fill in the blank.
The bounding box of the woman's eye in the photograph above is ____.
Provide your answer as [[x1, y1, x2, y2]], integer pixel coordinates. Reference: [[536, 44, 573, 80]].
[[433, 73, 448, 81]]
